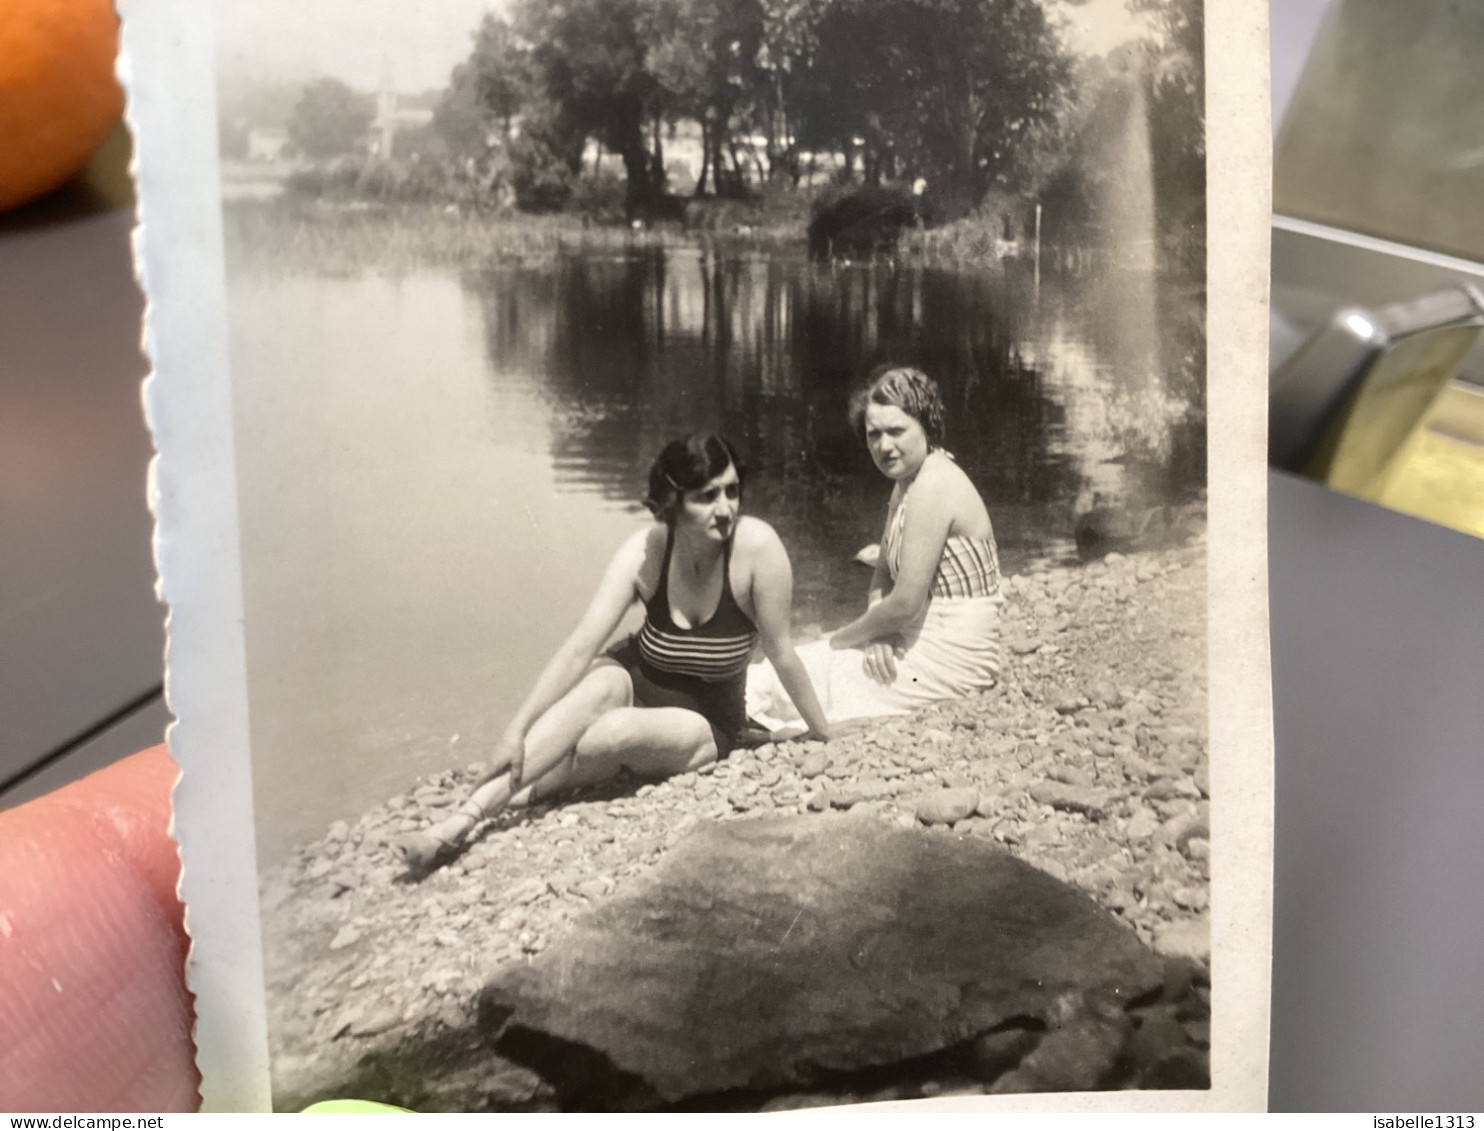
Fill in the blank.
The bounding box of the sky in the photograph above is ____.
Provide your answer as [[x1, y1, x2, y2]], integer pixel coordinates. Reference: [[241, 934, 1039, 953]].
[[215, 0, 1151, 97], [1055, 0, 1159, 56], [215, 0, 501, 94]]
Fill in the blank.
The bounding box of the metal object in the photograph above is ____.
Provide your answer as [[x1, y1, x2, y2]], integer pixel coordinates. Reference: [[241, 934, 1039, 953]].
[[1269, 281, 1484, 513]]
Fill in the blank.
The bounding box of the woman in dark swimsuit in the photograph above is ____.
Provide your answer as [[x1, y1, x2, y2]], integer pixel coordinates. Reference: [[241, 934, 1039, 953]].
[[395, 434, 830, 868]]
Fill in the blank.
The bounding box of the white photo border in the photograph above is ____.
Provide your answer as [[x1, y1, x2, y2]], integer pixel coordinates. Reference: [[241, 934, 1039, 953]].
[[122, 0, 1272, 1110]]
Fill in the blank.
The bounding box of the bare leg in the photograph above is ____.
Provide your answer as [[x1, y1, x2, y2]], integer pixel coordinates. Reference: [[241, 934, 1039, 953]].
[[394, 663, 632, 867], [524, 706, 718, 799]]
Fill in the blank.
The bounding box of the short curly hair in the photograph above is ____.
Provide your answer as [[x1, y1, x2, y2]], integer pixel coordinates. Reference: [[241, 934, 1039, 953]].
[[643, 433, 746, 524], [847, 364, 947, 449]]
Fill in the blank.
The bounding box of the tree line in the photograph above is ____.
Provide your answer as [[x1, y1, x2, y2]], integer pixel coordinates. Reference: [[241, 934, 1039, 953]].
[[431, 0, 1080, 217], [265, 0, 1204, 256]]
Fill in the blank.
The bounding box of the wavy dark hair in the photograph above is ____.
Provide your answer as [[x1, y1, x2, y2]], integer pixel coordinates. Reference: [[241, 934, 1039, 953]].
[[847, 364, 947, 449], [643, 433, 746, 524]]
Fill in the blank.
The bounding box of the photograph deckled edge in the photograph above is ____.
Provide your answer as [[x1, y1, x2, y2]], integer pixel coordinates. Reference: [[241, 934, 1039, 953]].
[[122, 0, 273, 1111], [121, 0, 1273, 1111]]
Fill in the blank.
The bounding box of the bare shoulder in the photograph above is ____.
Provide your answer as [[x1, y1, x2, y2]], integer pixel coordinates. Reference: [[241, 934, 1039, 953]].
[[623, 524, 666, 591], [925, 451, 993, 533], [922, 449, 975, 491], [734, 515, 786, 557], [622, 523, 664, 561]]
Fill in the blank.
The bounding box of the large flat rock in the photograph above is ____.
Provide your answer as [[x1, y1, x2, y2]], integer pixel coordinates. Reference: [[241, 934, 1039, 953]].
[[480, 814, 1178, 1108]]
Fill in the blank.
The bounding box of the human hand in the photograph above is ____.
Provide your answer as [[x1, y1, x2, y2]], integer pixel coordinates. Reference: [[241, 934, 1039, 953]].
[[0, 745, 199, 1112], [862, 641, 900, 685], [491, 732, 526, 791]]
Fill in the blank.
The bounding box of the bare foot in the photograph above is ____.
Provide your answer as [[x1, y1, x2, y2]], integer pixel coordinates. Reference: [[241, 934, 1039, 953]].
[[391, 811, 476, 872]]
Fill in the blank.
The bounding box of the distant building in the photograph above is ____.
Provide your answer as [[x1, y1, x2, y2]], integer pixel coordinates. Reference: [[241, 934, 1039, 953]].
[[247, 126, 289, 162], [370, 86, 437, 159]]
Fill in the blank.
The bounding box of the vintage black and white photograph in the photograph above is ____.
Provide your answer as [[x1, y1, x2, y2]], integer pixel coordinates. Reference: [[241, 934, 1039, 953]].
[[126, 0, 1271, 1111]]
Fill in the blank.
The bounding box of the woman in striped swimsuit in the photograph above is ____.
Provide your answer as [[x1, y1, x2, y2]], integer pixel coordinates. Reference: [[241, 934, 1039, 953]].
[[748, 366, 1004, 729], [396, 434, 830, 869]]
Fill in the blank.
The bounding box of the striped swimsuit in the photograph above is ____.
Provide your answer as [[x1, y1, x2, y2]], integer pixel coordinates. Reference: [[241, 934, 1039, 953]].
[[884, 497, 1002, 599], [609, 526, 758, 755]]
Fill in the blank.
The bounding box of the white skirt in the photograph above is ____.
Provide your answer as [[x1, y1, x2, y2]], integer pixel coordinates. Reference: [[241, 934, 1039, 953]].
[[747, 595, 1004, 729]]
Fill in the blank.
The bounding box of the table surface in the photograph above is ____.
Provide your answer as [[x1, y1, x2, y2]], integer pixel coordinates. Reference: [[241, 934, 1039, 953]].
[[5, 0, 1483, 1107]]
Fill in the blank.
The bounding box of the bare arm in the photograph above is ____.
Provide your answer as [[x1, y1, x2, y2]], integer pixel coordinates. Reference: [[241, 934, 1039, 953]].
[[496, 529, 647, 782], [748, 523, 832, 739], [866, 524, 892, 607], [830, 473, 954, 651]]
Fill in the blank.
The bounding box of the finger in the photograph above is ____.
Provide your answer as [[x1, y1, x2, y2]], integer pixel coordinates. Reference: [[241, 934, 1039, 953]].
[[35, 746, 187, 936], [0, 746, 199, 1112]]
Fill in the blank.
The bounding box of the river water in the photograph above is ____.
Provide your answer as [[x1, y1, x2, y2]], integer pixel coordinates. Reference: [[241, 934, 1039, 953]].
[[228, 236, 1204, 863]]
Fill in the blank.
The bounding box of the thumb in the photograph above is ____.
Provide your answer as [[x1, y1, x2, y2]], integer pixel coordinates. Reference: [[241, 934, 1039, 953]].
[[0, 745, 199, 1112]]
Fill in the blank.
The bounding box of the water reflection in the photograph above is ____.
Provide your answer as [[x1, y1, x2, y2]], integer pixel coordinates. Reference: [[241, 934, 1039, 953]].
[[470, 245, 1204, 625], [233, 242, 1203, 860]]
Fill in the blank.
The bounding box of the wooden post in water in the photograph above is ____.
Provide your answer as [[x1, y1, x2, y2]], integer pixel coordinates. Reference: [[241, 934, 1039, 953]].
[[1034, 202, 1043, 298]]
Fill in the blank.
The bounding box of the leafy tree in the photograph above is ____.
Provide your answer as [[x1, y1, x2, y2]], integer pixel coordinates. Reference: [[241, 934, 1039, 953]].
[[287, 77, 376, 159], [435, 14, 532, 154], [513, 0, 664, 210], [643, 0, 765, 196], [801, 0, 1072, 212], [1130, 0, 1204, 248], [750, 0, 835, 183]]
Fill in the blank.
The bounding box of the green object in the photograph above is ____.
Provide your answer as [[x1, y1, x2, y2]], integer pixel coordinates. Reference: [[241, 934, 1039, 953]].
[[300, 1100, 412, 1113]]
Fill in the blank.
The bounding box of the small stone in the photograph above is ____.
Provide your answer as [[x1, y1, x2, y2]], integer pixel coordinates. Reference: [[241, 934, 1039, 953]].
[[916, 788, 980, 826], [1153, 917, 1210, 963], [1049, 765, 1092, 788], [1182, 837, 1210, 862], [1053, 697, 1084, 716], [1028, 783, 1106, 820], [328, 925, 362, 951], [575, 879, 610, 900], [829, 790, 861, 810], [1141, 778, 1182, 802], [796, 750, 827, 780], [349, 1005, 403, 1038], [1125, 809, 1160, 840], [505, 878, 550, 905], [1182, 1019, 1211, 1047], [806, 791, 830, 812], [988, 1008, 1132, 1093], [1159, 810, 1209, 852], [329, 1005, 363, 1037], [971, 1025, 1042, 1081]]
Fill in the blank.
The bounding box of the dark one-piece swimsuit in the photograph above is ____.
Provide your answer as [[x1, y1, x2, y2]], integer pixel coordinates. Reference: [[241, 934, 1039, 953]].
[[607, 525, 758, 756]]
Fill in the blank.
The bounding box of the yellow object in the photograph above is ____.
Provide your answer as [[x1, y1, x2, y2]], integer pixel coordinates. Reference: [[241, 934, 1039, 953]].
[[0, 0, 124, 210], [1374, 381, 1484, 538], [300, 1100, 412, 1113]]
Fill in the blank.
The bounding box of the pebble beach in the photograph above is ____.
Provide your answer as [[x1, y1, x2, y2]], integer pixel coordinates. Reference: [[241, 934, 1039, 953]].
[[260, 532, 1210, 1110]]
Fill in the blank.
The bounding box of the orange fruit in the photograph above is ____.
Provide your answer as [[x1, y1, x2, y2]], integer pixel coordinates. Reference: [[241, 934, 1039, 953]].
[[0, 0, 124, 210]]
